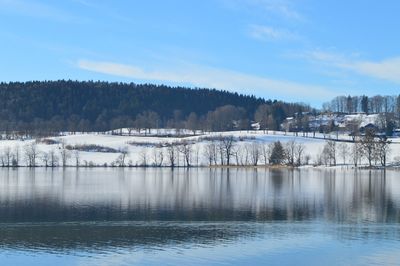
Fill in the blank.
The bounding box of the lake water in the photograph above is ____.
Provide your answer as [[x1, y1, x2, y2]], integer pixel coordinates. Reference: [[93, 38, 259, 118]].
[[0, 168, 399, 265]]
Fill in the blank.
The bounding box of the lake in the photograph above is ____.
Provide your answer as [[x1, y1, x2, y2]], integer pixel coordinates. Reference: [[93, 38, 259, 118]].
[[0, 168, 399, 265]]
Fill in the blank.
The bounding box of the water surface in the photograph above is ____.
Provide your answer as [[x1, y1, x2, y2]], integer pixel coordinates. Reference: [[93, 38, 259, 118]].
[[0, 168, 399, 265]]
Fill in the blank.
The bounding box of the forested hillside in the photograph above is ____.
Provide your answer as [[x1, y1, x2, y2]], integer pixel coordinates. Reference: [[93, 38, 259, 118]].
[[0, 80, 310, 136]]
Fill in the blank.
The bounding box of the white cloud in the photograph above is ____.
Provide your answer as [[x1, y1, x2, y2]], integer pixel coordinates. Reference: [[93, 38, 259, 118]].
[[77, 59, 338, 102], [307, 50, 400, 84], [257, 0, 302, 20], [249, 24, 300, 41], [221, 0, 303, 21], [345, 58, 400, 83], [246, 0, 303, 20]]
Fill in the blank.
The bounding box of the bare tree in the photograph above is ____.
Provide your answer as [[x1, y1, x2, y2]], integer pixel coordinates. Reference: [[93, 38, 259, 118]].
[[24, 143, 39, 167], [206, 105, 246, 131], [186, 112, 199, 135], [285, 141, 296, 166], [49, 149, 59, 167], [152, 148, 164, 167], [351, 141, 362, 167], [347, 119, 361, 141], [135, 110, 160, 135], [218, 136, 236, 165], [167, 144, 176, 167], [204, 142, 217, 166], [193, 145, 200, 166], [73, 150, 80, 167], [12, 145, 19, 167], [283, 141, 305, 166], [233, 145, 247, 166], [261, 143, 271, 165], [140, 149, 148, 167], [178, 141, 192, 167], [321, 146, 330, 166], [116, 148, 129, 167], [338, 142, 348, 165], [360, 129, 376, 167], [315, 150, 324, 166], [249, 142, 260, 166], [295, 143, 305, 166], [304, 154, 311, 165], [325, 140, 337, 166], [243, 144, 250, 165], [3, 146, 11, 167], [125, 118, 135, 136], [261, 144, 269, 165], [151, 149, 157, 166], [217, 141, 225, 165], [376, 138, 391, 167], [40, 150, 58, 167], [254, 104, 271, 132], [59, 141, 71, 167], [41, 151, 50, 167], [233, 147, 241, 165]]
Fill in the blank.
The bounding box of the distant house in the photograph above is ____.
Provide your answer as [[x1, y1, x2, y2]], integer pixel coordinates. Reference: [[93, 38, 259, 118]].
[[251, 122, 260, 130], [393, 129, 400, 137], [360, 123, 379, 134], [281, 112, 385, 135]]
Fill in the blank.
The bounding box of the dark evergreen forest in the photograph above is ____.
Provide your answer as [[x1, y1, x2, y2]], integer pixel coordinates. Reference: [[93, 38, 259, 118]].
[[0, 80, 310, 136]]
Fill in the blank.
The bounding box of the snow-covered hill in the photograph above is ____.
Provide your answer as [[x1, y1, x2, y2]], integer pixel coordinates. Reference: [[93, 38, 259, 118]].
[[0, 129, 398, 167]]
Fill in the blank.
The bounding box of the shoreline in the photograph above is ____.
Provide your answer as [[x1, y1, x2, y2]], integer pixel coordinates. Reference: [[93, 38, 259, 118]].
[[0, 130, 398, 170], [0, 165, 398, 170]]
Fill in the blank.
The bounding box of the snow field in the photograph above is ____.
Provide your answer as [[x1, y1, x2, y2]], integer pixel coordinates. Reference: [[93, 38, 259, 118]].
[[0, 130, 399, 167]]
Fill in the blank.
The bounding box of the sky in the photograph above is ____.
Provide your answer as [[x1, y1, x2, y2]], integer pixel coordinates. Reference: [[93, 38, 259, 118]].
[[1, 0, 400, 107]]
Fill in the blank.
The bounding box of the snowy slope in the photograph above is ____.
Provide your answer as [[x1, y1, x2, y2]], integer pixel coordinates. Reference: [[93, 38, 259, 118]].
[[0, 129, 398, 167]]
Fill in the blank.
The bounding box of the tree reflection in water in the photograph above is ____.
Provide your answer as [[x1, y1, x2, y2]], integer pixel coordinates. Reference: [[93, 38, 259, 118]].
[[0, 168, 398, 253]]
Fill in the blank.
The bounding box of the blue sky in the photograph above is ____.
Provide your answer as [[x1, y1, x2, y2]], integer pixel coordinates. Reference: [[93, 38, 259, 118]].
[[1, 0, 400, 106]]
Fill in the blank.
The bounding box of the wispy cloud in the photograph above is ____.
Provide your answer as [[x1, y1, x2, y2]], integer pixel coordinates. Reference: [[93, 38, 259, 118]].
[[77, 59, 338, 102], [345, 58, 400, 84], [307, 50, 400, 84], [254, 0, 303, 20], [221, 0, 304, 21], [249, 24, 300, 41]]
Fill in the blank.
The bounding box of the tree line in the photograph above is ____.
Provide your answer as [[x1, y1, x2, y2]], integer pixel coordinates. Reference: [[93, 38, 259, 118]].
[[0, 136, 308, 168], [0, 80, 309, 138], [317, 128, 391, 168], [323, 95, 400, 116]]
